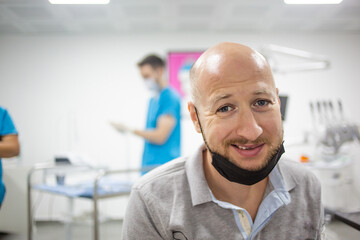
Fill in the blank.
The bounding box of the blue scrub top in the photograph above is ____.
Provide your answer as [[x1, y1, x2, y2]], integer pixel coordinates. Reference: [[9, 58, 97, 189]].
[[142, 87, 181, 168], [0, 107, 18, 204]]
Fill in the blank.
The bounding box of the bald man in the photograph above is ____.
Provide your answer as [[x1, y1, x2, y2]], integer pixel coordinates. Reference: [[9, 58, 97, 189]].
[[122, 42, 325, 240]]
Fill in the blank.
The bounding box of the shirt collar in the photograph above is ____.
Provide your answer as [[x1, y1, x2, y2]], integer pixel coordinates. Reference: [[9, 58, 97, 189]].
[[268, 163, 292, 205], [185, 144, 212, 206], [277, 159, 297, 192]]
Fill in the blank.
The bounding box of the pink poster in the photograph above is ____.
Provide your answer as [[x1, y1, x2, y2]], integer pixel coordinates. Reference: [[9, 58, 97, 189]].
[[168, 51, 203, 98]]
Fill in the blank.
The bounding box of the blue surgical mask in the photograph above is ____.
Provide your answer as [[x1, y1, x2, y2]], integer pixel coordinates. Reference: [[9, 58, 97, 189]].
[[144, 78, 160, 95]]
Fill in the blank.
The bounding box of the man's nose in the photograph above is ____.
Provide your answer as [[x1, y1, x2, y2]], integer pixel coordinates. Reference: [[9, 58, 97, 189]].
[[235, 109, 263, 141]]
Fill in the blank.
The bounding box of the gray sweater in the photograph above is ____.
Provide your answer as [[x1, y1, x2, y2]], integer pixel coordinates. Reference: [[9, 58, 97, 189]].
[[122, 145, 325, 240]]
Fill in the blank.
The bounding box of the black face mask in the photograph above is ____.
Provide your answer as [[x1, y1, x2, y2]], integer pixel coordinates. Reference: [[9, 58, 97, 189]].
[[194, 107, 285, 186]]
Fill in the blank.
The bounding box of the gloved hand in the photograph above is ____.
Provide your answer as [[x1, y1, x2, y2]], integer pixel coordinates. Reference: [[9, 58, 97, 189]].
[[110, 121, 133, 133]]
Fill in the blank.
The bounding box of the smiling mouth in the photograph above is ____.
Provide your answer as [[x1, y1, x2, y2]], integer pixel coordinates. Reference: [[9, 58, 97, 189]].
[[231, 144, 264, 150], [231, 143, 265, 157]]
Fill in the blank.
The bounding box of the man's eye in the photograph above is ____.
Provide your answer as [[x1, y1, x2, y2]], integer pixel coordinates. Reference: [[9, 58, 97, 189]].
[[255, 100, 270, 107], [217, 105, 233, 113]]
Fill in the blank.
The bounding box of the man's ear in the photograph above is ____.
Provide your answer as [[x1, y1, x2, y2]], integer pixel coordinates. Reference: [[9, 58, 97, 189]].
[[188, 101, 201, 133]]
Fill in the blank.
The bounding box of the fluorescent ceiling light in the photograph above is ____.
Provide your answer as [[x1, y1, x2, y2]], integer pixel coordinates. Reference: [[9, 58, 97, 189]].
[[49, 0, 110, 4], [284, 0, 343, 4]]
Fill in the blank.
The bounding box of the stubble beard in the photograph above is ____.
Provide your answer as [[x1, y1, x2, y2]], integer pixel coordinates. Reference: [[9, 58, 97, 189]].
[[210, 129, 284, 172]]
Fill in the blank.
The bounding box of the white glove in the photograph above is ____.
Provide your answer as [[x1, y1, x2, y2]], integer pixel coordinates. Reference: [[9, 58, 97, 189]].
[[110, 121, 133, 133]]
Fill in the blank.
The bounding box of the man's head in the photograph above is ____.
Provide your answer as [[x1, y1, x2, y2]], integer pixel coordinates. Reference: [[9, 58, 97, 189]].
[[188, 42, 283, 178], [138, 54, 165, 88]]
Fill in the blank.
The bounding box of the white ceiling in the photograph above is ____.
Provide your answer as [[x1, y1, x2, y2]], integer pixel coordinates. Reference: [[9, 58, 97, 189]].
[[0, 0, 359, 34]]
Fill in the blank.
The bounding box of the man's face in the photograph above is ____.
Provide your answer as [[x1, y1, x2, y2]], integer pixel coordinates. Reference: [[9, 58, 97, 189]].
[[190, 51, 283, 172], [139, 64, 161, 83]]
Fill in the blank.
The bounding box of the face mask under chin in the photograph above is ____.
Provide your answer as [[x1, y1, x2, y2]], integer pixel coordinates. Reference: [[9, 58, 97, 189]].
[[209, 143, 285, 185], [194, 107, 285, 186]]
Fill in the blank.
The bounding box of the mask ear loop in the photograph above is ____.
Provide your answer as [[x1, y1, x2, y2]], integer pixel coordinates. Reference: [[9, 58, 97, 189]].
[[194, 107, 214, 154]]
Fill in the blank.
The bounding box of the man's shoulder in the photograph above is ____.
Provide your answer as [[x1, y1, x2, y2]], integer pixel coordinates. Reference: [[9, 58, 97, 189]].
[[278, 159, 321, 190], [133, 157, 188, 192]]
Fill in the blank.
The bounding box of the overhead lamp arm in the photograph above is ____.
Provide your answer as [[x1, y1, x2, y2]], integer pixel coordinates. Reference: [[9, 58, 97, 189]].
[[261, 44, 330, 73]]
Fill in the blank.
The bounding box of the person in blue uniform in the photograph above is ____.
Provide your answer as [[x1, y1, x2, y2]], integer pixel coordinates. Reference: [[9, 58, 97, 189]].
[[111, 55, 181, 171], [0, 107, 20, 209]]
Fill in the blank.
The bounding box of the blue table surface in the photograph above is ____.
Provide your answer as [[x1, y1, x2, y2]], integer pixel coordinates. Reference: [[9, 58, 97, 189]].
[[34, 178, 135, 198]]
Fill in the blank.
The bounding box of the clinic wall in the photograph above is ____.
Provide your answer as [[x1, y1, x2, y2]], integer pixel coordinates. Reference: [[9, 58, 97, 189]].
[[0, 32, 360, 220], [0, 33, 359, 169]]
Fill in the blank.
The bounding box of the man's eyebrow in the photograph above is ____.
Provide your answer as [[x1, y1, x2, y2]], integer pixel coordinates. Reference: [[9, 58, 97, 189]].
[[253, 89, 275, 96], [209, 93, 232, 108]]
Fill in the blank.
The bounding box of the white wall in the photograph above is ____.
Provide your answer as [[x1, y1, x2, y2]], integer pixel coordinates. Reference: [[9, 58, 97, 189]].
[[1, 32, 359, 168], [1, 32, 360, 222]]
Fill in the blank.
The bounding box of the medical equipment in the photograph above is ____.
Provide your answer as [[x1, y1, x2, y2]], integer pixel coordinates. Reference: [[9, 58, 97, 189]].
[[306, 99, 360, 212], [27, 163, 158, 240], [261, 43, 360, 216], [310, 99, 360, 158]]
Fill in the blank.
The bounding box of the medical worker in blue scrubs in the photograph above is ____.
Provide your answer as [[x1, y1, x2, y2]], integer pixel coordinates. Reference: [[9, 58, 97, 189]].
[[111, 55, 181, 171], [0, 107, 20, 209]]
